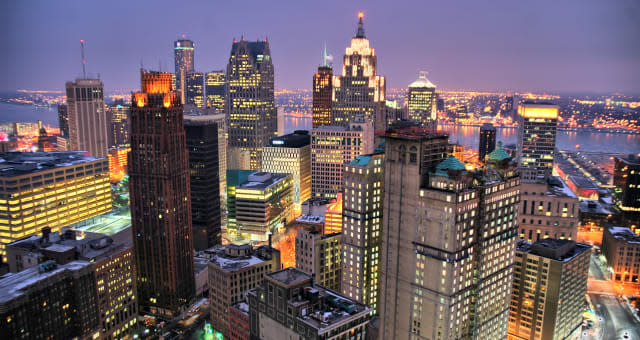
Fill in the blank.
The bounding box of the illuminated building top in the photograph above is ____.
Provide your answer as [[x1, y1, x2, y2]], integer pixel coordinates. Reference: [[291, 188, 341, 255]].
[[0, 151, 105, 177], [518, 102, 559, 119]]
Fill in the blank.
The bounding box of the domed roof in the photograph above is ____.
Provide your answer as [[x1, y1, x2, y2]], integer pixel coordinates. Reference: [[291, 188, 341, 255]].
[[436, 156, 466, 171], [409, 72, 436, 88], [488, 142, 511, 162]]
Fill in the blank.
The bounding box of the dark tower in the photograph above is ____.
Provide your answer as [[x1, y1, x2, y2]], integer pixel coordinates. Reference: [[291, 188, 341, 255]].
[[57, 104, 69, 137], [174, 38, 195, 104], [312, 45, 333, 128], [129, 70, 195, 316], [184, 118, 221, 250], [479, 123, 497, 162]]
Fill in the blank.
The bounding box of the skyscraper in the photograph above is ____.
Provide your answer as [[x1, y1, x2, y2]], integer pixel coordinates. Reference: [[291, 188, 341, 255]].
[[185, 118, 221, 250], [205, 70, 225, 113], [378, 128, 520, 340], [226, 38, 276, 170], [57, 104, 69, 138], [107, 101, 130, 149], [516, 103, 559, 182], [332, 13, 386, 130], [407, 71, 437, 130], [312, 46, 333, 128], [478, 123, 496, 161], [613, 154, 640, 225], [186, 72, 205, 108], [341, 151, 384, 313], [65, 78, 109, 157], [129, 70, 194, 316], [295, 228, 342, 291], [174, 38, 195, 104]]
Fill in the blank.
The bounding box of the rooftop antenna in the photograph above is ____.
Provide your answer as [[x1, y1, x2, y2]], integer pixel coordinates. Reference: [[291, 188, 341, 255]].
[[322, 42, 327, 66], [80, 40, 87, 78]]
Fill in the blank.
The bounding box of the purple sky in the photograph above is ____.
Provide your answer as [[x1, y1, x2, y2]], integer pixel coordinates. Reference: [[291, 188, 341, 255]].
[[2, 0, 639, 94]]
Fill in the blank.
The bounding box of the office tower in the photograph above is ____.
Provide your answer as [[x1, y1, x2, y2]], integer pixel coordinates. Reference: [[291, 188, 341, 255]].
[[0, 260, 99, 339], [226, 38, 276, 170], [379, 128, 520, 340], [107, 101, 130, 149], [333, 13, 386, 130], [247, 267, 372, 340], [312, 46, 333, 128], [57, 104, 69, 137], [407, 71, 437, 130], [516, 103, 559, 182], [174, 38, 195, 104], [37, 127, 54, 152], [509, 239, 590, 340], [205, 70, 226, 113], [341, 152, 384, 313], [602, 227, 640, 283], [185, 119, 221, 250], [65, 78, 109, 157], [295, 228, 342, 290], [208, 244, 281, 337], [108, 147, 129, 182], [186, 72, 205, 108], [5, 231, 138, 339], [478, 123, 496, 162], [613, 154, 640, 225], [129, 70, 194, 316], [0, 152, 111, 261], [311, 120, 374, 198], [323, 193, 343, 234], [383, 100, 406, 130], [262, 130, 311, 215], [226, 171, 294, 242]]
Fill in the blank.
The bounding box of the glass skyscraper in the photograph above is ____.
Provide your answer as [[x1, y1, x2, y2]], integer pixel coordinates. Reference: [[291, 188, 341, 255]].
[[407, 71, 438, 130], [174, 38, 195, 104]]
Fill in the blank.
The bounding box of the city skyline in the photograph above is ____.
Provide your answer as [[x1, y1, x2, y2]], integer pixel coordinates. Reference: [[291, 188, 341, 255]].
[[2, 1, 639, 94]]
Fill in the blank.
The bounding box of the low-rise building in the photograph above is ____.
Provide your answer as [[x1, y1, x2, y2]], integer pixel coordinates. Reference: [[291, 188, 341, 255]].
[[295, 228, 341, 291], [229, 302, 250, 340], [509, 239, 590, 340], [602, 226, 640, 283], [247, 267, 372, 340]]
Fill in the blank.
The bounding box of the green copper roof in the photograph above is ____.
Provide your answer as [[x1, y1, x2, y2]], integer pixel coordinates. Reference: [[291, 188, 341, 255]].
[[436, 156, 466, 171], [349, 155, 372, 166], [488, 142, 511, 162]]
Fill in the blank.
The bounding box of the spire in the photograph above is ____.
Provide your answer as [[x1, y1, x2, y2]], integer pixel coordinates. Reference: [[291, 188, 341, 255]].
[[356, 12, 366, 38], [322, 42, 327, 66]]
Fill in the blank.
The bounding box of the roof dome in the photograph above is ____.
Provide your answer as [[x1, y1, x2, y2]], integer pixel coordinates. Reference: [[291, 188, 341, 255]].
[[436, 156, 466, 171], [409, 72, 436, 88], [488, 141, 511, 162]]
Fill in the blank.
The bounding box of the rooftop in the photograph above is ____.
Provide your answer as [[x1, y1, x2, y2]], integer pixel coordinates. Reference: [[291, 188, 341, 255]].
[[579, 200, 612, 215], [517, 239, 591, 262], [209, 244, 277, 272], [266, 267, 312, 286], [607, 227, 640, 244], [487, 142, 511, 162], [568, 175, 599, 189], [547, 176, 577, 198], [237, 172, 290, 191], [268, 131, 310, 148], [382, 127, 448, 141], [0, 151, 104, 178], [296, 215, 325, 224], [349, 155, 372, 166], [408, 72, 436, 88]]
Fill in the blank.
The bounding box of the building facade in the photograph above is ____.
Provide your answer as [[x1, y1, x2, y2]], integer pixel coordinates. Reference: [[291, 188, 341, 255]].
[[407, 72, 437, 130], [65, 78, 109, 158], [247, 267, 372, 340], [295, 228, 341, 291], [185, 119, 221, 250], [311, 121, 374, 198], [341, 152, 384, 313], [262, 130, 311, 216], [205, 70, 226, 113], [479, 123, 496, 162], [186, 72, 205, 108], [602, 226, 640, 283], [226, 39, 276, 170], [509, 239, 590, 340], [516, 103, 559, 182], [0, 152, 111, 261], [107, 101, 130, 149], [613, 155, 640, 225], [129, 70, 195, 316], [312, 65, 333, 128], [379, 128, 520, 340], [332, 13, 386, 131], [57, 104, 69, 138], [174, 39, 195, 104]]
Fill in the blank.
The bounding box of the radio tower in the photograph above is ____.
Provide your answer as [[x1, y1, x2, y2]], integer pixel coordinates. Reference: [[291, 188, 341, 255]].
[[80, 40, 87, 78]]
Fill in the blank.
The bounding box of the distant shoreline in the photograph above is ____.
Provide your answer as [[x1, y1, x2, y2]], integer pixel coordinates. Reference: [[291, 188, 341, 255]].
[[438, 123, 639, 135]]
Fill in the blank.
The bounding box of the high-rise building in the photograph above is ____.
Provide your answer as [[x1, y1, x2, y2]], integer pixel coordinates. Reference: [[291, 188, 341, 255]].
[[601, 226, 640, 283], [37, 127, 54, 152], [378, 128, 520, 340], [516, 103, 559, 182], [57, 104, 69, 138], [107, 101, 130, 149], [383, 100, 406, 130], [186, 72, 205, 108], [129, 70, 194, 316], [65, 78, 109, 158], [295, 228, 342, 291], [341, 152, 384, 313], [333, 13, 386, 131], [174, 38, 195, 104], [205, 70, 226, 113], [247, 267, 372, 340], [312, 47, 333, 128], [208, 244, 280, 337], [509, 239, 590, 340], [478, 123, 496, 162], [0, 152, 111, 262], [226, 38, 276, 170], [311, 121, 374, 198], [185, 119, 221, 250], [108, 147, 129, 182], [613, 154, 640, 225], [407, 71, 437, 130], [323, 193, 343, 234], [262, 130, 311, 215], [226, 171, 294, 242]]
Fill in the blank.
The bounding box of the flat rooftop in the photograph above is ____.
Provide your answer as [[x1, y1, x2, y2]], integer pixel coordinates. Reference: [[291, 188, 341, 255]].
[[568, 175, 599, 189], [0, 151, 105, 178], [382, 127, 448, 141], [517, 239, 591, 262], [237, 172, 290, 191], [268, 131, 310, 148], [547, 176, 577, 198], [209, 245, 274, 272], [607, 227, 640, 244], [267, 267, 312, 286]]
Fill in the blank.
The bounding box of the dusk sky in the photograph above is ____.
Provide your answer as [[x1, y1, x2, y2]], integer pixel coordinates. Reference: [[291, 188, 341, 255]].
[[2, 0, 639, 94]]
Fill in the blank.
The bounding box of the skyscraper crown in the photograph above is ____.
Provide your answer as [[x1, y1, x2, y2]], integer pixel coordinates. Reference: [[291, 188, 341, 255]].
[[355, 12, 366, 38]]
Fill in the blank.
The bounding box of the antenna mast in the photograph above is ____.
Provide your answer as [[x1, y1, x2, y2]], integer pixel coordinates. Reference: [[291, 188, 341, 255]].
[[80, 40, 87, 78]]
